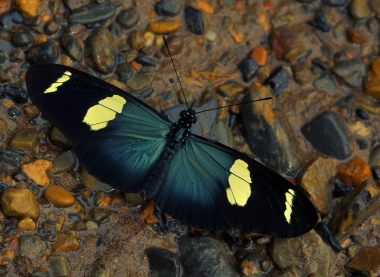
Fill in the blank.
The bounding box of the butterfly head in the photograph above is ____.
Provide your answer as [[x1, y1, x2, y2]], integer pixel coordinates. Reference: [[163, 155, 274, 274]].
[[179, 107, 197, 129]]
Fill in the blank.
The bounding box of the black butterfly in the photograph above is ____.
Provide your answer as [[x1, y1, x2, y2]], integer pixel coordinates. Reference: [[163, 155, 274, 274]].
[[26, 64, 318, 237]]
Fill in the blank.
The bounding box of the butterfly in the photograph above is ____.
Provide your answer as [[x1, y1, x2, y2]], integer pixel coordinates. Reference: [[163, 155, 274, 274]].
[[26, 64, 318, 237]]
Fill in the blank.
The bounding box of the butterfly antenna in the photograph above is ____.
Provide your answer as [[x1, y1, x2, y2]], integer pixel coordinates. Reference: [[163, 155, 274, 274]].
[[195, 97, 273, 114], [163, 36, 189, 108]]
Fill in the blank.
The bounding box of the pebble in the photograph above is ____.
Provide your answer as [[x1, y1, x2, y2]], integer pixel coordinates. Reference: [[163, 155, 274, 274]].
[[21, 159, 53, 187], [91, 259, 111, 277], [162, 35, 183, 56], [26, 40, 59, 64], [349, 0, 370, 19], [217, 81, 245, 97], [332, 59, 366, 89], [333, 181, 354, 197], [301, 111, 352, 160], [45, 185, 75, 207], [156, 0, 181, 16], [0, 0, 11, 15], [205, 30, 217, 42], [148, 22, 181, 34], [267, 66, 291, 96], [184, 6, 204, 35], [50, 127, 73, 149], [52, 233, 79, 253], [61, 34, 83, 62], [18, 235, 47, 259], [85, 28, 116, 73], [240, 253, 269, 276], [310, 11, 332, 32], [337, 157, 371, 187], [345, 247, 380, 275], [127, 30, 145, 51], [146, 247, 180, 277], [45, 20, 62, 36], [293, 60, 314, 85], [17, 217, 36, 231], [127, 67, 158, 90], [9, 48, 24, 62], [314, 74, 336, 93], [365, 57, 380, 99], [68, 3, 115, 24], [323, 0, 347, 6], [0, 38, 13, 53], [239, 58, 259, 82], [11, 30, 34, 47], [299, 157, 338, 215], [48, 255, 72, 277], [0, 150, 22, 170], [250, 46, 268, 67], [136, 55, 156, 67], [51, 151, 76, 174], [16, 0, 40, 18], [117, 8, 139, 29], [116, 63, 134, 83], [1, 84, 28, 103], [1, 188, 40, 218], [347, 28, 368, 44], [81, 168, 112, 191], [179, 236, 236, 276]]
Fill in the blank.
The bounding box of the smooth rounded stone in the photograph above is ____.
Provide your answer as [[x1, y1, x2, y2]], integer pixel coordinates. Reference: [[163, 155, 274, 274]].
[[332, 59, 366, 89], [124, 192, 143, 206], [0, 38, 13, 52], [0, 118, 7, 134], [241, 86, 302, 177], [21, 159, 53, 187], [310, 11, 332, 32], [313, 74, 336, 93], [9, 48, 24, 62], [349, 0, 370, 19], [68, 3, 115, 24], [136, 55, 155, 67], [51, 151, 76, 174], [156, 0, 181, 16], [148, 22, 181, 34], [0, 84, 28, 103], [299, 157, 339, 215], [85, 28, 116, 73], [16, 0, 40, 18], [301, 111, 352, 160], [45, 20, 62, 35], [50, 127, 73, 149], [18, 217, 36, 231], [116, 62, 134, 82], [205, 30, 217, 42], [270, 231, 336, 276], [45, 185, 75, 207], [0, 10, 23, 30], [61, 34, 83, 62], [127, 67, 157, 90], [91, 259, 111, 277], [48, 255, 72, 277], [322, 0, 347, 6], [11, 30, 34, 47], [52, 233, 79, 253], [0, 50, 6, 64], [179, 236, 236, 277], [355, 108, 369, 121], [184, 6, 204, 34], [0, 150, 22, 169], [13, 171, 28, 183], [329, 181, 380, 239], [94, 190, 106, 206], [1, 188, 40, 218], [116, 8, 139, 29], [345, 247, 380, 275], [81, 168, 112, 191], [127, 30, 145, 50], [162, 35, 183, 56], [369, 145, 380, 167], [217, 81, 245, 97], [26, 40, 59, 64], [92, 207, 108, 221], [10, 129, 39, 152], [268, 66, 291, 96], [64, 0, 90, 11], [239, 58, 259, 83], [240, 253, 271, 276], [96, 237, 106, 250], [365, 57, 380, 99], [19, 235, 47, 259], [146, 247, 180, 277]]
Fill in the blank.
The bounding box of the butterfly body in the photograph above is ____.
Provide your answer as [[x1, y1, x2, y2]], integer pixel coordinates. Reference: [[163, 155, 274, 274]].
[[26, 64, 318, 237]]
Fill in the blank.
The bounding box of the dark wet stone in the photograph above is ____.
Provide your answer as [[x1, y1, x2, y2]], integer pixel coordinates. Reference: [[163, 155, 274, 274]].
[[331, 59, 366, 89], [92, 208, 108, 221], [10, 129, 39, 151], [23, 15, 41, 27], [48, 255, 72, 277], [11, 30, 34, 47], [241, 86, 302, 176], [310, 11, 332, 32], [179, 236, 236, 277], [314, 222, 342, 252], [234, 249, 249, 261], [8, 105, 20, 118], [96, 237, 106, 249], [55, 17, 68, 28], [127, 67, 157, 90], [0, 50, 6, 64], [19, 235, 47, 259], [369, 145, 380, 168], [116, 62, 134, 82], [356, 139, 368, 150], [333, 182, 354, 197], [117, 8, 139, 29], [50, 127, 73, 149], [68, 213, 80, 222], [314, 74, 336, 93], [9, 49, 25, 62], [162, 35, 183, 56], [184, 6, 204, 35], [49, 0, 61, 14], [301, 111, 352, 160], [69, 3, 115, 24], [91, 259, 111, 277], [355, 108, 369, 121], [64, 0, 90, 11], [26, 41, 59, 64], [267, 66, 290, 96], [62, 34, 83, 62], [136, 55, 156, 67], [45, 21, 62, 36], [13, 171, 28, 182], [156, 0, 181, 16], [85, 28, 116, 73], [239, 58, 259, 83], [51, 151, 76, 174], [0, 38, 13, 53], [0, 150, 22, 169], [323, 0, 347, 6], [240, 253, 271, 276], [0, 85, 28, 103], [146, 247, 180, 277], [330, 181, 380, 239], [0, 11, 23, 30], [373, 166, 380, 181]]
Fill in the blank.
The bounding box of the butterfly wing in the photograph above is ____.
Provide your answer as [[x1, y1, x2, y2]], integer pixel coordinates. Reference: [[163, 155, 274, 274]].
[[153, 134, 318, 237], [26, 64, 171, 192]]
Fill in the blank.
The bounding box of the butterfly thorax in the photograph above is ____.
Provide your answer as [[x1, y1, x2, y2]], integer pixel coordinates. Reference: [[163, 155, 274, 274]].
[[168, 108, 197, 144]]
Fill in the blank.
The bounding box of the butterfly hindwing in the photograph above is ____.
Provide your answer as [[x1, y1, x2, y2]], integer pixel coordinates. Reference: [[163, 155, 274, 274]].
[[154, 134, 318, 237], [26, 64, 171, 192]]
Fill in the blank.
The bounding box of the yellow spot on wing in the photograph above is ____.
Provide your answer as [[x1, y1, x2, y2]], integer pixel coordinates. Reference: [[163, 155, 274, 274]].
[[226, 159, 252, 207], [44, 71, 72, 93], [284, 189, 295, 224], [83, 95, 127, 131]]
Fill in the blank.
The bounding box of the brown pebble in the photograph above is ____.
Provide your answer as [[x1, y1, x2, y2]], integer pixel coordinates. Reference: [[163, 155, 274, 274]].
[[365, 57, 380, 99], [10, 129, 40, 152], [162, 35, 183, 56], [21, 159, 53, 186], [44, 185, 75, 207], [347, 29, 368, 44], [16, 0, 40, 17], [52, 233, 80, 253], [337, 157, 371, 187], [346, 247, 380, 272], [148, 22, 181, 34], [140, 200, 155, 220], [0, 117, 7, 133], [18, 217, 36, 231], [1, 188, 40, 219]]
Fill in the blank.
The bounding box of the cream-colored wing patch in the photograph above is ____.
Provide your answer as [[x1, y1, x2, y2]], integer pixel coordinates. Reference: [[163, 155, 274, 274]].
[[284, 189, 295, 224], [44, 71, 72, 93], [83, 95, 127, 131], [226, 159, 252, 207]]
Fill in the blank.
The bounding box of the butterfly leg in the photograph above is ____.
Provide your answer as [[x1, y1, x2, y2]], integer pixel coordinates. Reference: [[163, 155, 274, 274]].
[[154, 204, 169, 235]]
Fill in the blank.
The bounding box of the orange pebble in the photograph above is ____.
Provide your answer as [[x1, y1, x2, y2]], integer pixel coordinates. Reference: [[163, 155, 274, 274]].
[[251, 46, 268, 66], [100, 197, 111, 207], [140, 200, 155, 220], [36, 35, 47, 44], [149, 10, 156, 19], [252, 81, 262, 87], [337, 157, 371, 187], [131, 61, 141, 71], [198, 0, 214, 14]]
